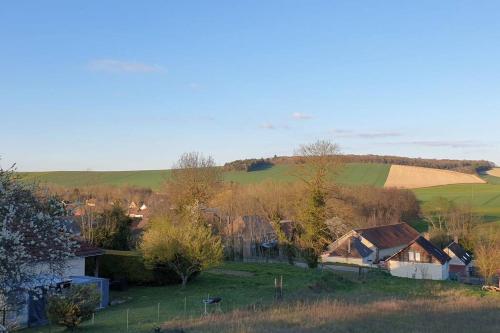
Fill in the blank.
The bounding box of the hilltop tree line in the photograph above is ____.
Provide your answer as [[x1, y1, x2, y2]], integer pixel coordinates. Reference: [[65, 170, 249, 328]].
[[223, 158, 274, 172], [224, 154, 494, 174]]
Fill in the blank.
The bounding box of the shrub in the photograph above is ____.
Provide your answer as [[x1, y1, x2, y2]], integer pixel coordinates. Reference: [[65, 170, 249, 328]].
[[302, 248, 319, 269], [141, 218, 223, 287], [46, 285, 100, 331]]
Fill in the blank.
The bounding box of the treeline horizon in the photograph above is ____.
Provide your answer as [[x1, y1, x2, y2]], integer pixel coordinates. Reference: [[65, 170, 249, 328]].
[[224, 154, 495, 174]]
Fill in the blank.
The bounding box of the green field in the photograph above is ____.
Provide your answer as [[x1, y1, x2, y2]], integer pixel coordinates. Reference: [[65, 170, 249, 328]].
[[19, 170, 173, 190], [23, 262, 498, 333], [414, 183, 500, 223], [20, 163, 391, 190]]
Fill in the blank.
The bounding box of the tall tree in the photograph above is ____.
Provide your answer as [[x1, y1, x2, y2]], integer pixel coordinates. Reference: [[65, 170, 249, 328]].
[[93, 204, 133, 250], [294, 140, 342, 267]]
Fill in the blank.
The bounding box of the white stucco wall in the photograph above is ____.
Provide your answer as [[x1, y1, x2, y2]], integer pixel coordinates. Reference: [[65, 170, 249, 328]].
[[321, 255, 366, 266], [387, 261, 449, 280], [32, 257, 86, 278], [64, 257, 86, 277]]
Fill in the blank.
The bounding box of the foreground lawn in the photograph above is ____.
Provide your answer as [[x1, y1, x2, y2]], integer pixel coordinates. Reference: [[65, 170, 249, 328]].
[[24, 262, 499, 333]]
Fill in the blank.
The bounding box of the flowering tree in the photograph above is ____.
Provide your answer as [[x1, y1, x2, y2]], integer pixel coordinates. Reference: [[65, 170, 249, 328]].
[[0, 168, 77, 325]]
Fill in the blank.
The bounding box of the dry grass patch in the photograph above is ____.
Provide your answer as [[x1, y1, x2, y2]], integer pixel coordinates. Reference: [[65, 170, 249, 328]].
[[164, 294, 500, 333], [384, 165, 485, 189], [487, 168, 500, 177]]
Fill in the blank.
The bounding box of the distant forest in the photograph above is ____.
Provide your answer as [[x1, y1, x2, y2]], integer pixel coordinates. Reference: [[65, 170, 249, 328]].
[[224, 154, 494, 174]]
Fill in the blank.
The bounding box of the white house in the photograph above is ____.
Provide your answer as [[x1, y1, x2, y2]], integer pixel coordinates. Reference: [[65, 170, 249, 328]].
[[385, 236, 451, 280], [443, 241, 473, 278], [321, 223, 420, 266]]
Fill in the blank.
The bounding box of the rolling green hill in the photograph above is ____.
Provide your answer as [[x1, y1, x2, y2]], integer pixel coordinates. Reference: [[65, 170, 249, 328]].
[[20, 170, 173, 189], [19, 164, 500, 224], [20, 163, 391, 190], [414, 183, 500, 223]]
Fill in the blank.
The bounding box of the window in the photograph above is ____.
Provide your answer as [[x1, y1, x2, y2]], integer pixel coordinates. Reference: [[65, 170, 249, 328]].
[[409, 251, 415, 261], [415, 252, 421, 262]]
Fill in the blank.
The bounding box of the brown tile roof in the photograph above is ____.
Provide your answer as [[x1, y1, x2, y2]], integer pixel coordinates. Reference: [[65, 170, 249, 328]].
[[355, 223, 419, 249]]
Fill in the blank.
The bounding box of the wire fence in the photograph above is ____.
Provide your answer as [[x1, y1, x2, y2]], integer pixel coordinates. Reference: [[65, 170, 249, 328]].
[[64, 294, 251, 333]]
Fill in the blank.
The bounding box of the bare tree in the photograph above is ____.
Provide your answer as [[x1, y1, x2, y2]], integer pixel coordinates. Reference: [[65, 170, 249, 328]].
[[166, 152, 222, 216], [423, 197, 481, 249], [474, 228, 500, 286]]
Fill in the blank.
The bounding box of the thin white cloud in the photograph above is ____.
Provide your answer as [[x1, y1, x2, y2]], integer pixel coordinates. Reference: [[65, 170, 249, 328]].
[[333, 129, 402, 139], [402, 140, 489, 148], [188, 82, 201, 90], [260, 122, 275, 130], [87, 59, 165, 74], [292, 112, 312, 120]]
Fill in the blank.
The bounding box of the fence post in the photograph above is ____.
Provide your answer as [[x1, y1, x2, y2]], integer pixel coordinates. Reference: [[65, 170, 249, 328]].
[[126, 308, 129, 332], [157, 302, 160, 324]]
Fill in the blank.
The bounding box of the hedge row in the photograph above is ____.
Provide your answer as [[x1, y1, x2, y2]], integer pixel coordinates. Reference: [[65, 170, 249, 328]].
[[86, 251, 181, 286]]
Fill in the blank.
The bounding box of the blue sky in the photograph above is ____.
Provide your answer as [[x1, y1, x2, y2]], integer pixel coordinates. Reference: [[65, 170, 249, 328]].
[[1, 1, 499, 171]]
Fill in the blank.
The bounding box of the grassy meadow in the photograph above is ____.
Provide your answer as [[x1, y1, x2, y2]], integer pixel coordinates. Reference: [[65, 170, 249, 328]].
[[22, 262, 499, 333]]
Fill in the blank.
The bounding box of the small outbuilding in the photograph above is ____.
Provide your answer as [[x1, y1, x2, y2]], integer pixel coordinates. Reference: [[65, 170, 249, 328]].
[[443, 241, 473, 278]]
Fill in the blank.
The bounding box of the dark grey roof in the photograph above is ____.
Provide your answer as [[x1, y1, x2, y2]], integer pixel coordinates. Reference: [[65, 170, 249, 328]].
[[329, 236, 373, 258], [446, 242, 472, 265], [386, 236, 451, 265], [415, 236, 451, 265]]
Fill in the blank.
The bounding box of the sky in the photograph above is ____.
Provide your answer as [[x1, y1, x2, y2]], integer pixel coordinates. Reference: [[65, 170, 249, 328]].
[[1, 1, 499, 171]]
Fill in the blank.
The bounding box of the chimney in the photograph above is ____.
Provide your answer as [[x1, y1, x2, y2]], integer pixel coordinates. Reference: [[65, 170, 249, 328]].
[[422, 232, 430, 240], [453, 235, 459, 244]]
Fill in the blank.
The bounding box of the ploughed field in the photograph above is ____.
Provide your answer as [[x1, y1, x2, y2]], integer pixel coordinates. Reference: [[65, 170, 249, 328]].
[[486, 168, 500, 177], [384, 165, 485, 189], [22, 263, 500, 333]]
